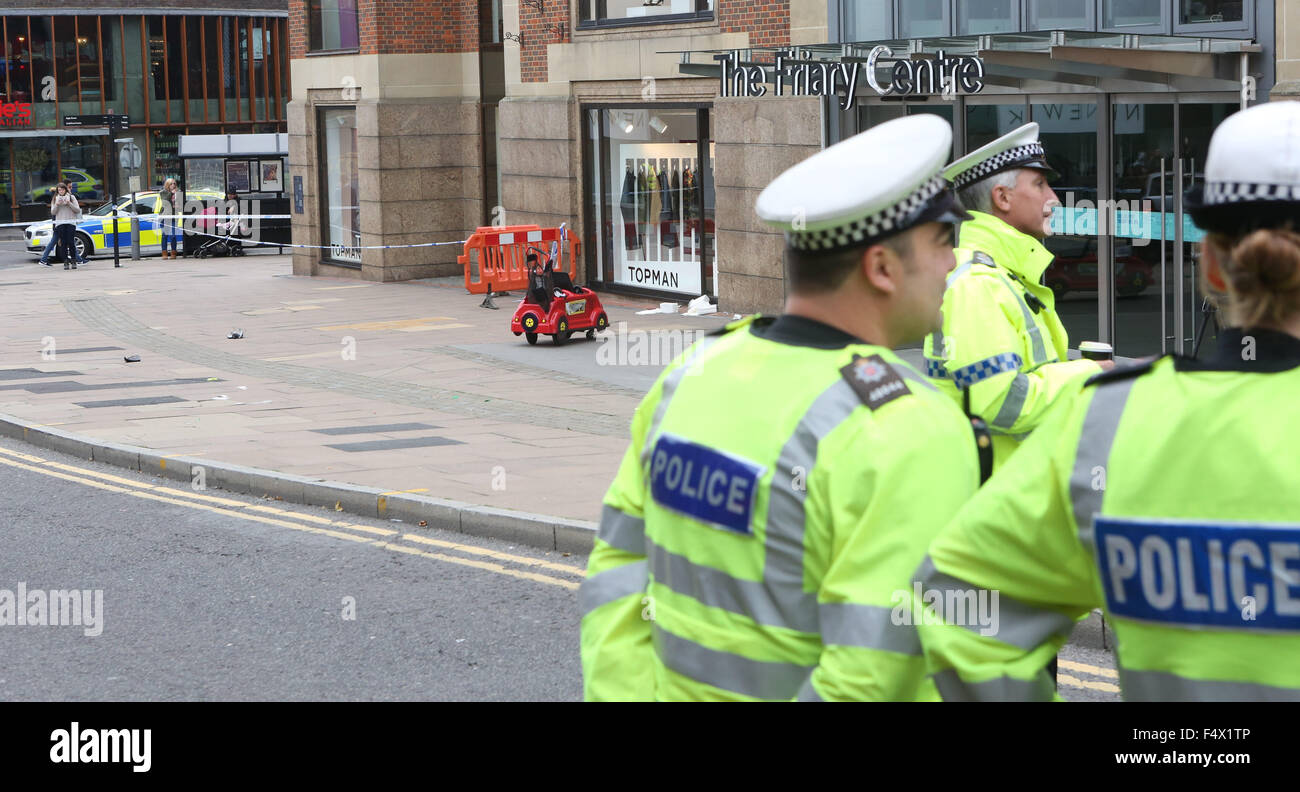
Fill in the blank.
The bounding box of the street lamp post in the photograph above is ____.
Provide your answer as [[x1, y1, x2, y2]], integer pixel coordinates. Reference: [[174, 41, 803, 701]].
[[112, 137, 132, 269]]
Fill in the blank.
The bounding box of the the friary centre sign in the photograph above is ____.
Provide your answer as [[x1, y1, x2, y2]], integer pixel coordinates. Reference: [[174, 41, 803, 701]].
[[716, 47, 985, 110]]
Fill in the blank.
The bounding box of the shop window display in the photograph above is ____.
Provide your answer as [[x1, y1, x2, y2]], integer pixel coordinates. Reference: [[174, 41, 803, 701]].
[[592, 108, 713, 296], [321, 106, 360, 264]]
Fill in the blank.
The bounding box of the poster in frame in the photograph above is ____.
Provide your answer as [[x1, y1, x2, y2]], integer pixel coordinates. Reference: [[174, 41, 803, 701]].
[[226, 160, 251, 193], [259, 160, 284, 193]]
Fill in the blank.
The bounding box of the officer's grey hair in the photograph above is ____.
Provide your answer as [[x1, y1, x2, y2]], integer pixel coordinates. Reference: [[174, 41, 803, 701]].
[[957, 169, 1020, 215]]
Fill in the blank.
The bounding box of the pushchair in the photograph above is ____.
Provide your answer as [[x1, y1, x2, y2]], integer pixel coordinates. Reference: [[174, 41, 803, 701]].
[[194, 216, 247, 258]]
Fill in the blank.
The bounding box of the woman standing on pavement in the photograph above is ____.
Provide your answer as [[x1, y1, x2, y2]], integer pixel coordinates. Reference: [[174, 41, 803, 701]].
[[161, 178, 183, 259], [50, 182, 85, 270]]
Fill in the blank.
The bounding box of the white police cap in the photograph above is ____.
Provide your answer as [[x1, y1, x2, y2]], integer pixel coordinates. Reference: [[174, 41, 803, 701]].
[[755, 114, 969, 253], [1185, 101, 1300, 235], [944, 122, 1059, 192]]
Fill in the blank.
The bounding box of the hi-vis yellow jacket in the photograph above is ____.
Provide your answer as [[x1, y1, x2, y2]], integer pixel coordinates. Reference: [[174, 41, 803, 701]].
[[579, 314, 980, 701], [914, 328, 1300, 701], [923, 212, 1099, 468]]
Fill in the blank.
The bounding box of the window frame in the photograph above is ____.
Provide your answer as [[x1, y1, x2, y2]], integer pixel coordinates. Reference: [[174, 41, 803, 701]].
[[1172, 0, 1253, 35], [317, 104, 361, 269], [836, 0, 895, 42], [893, 0, 954, 39], [956, 0, 1023, 36], [1100, 0, 1172, 34], [576, 0, 714, 31], [307, 0, 361, 54], [1025, 0, 1097, 31], [578, 101, 715, 299]]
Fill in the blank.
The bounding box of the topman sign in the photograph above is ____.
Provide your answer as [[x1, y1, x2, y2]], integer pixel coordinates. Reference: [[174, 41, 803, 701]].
[[715, 47, 986, 110]]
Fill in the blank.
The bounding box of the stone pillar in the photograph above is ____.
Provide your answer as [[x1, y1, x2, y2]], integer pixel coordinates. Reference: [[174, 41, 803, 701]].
[[288, 90, 483, 281], [1273, 0, 1300, 100], [497, 97, 577, 230], [361, 98, 483, 280], [713, 95, 821, 315]]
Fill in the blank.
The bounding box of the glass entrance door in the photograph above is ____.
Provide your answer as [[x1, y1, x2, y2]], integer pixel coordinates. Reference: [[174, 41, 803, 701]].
[[1110, 99, 1236, 359]]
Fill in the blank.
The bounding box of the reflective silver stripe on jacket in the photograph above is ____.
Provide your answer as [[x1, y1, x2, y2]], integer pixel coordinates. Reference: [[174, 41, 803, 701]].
[[1118, 668, 1300, 702], [1068, 378, 1136, 545], [760, 377, 866, 631], [645, 377, 865, 635], [990, 372, 1030, 430], [992, 272, 1050, 365], [596, 504, 645, 555], [796, 675, 824, 701], [648, 538, 816, 631], [914, 556, 1074, 651], [578, 560, 648, 615], [932, 667, 1056, 702], [639, 335, 723, 469], [820, 602, 921, 655], [653, 625, 815, 701], [946, 261, 975, 287]]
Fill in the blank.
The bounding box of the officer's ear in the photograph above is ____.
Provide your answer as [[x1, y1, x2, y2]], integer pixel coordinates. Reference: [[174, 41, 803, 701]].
[[860, 242, 900, 296], [1202, 239, 1229, 293]]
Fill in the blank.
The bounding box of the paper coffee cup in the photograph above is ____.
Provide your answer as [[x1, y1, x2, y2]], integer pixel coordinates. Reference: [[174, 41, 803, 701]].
[[1079, 341, 1114, 361]]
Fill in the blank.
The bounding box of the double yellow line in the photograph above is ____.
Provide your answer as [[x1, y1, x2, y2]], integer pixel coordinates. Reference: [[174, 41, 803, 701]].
[[1059, 658, 1121, 694], [0, 445, 585, 591]]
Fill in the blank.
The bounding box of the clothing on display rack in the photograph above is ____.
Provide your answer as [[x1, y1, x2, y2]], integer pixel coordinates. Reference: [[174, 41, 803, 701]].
[[659, 162, 678, 249], [646, 165, 661, 241], [636, 164, 649, 224], [620, 165, 641, 251]]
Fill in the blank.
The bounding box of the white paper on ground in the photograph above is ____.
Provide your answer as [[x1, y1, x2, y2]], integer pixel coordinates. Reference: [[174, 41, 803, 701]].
[[683, 295, 713, 316]]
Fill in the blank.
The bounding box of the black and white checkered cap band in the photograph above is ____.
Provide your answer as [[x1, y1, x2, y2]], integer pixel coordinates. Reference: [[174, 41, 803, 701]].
[[1202, 181, 1300, 205], [952, 143, 1046, 191], [786, 174, 947, 252]]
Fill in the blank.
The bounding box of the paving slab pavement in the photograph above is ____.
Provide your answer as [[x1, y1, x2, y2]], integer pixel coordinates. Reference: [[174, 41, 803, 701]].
[[0, 253, 735, 523]]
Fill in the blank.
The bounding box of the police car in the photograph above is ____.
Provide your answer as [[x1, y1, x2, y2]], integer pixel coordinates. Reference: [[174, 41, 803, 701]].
[[25, 168, 104, 202], [24, 190, 225, 260]]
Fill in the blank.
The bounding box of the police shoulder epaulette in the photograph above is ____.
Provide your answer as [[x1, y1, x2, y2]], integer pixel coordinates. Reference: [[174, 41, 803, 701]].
[[1084, 355, 1166, 388], [840, 353, 910, 411], [971, 251, 996, 268], [708, 314, 772, 336]]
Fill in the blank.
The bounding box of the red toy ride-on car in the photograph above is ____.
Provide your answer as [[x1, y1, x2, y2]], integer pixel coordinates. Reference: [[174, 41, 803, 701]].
[[510, 242, 609, 345]]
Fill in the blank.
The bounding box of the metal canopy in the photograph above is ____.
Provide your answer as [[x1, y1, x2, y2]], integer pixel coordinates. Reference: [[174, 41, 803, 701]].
[[178, 133, 288, 159], [669, 29, 1256, 95]]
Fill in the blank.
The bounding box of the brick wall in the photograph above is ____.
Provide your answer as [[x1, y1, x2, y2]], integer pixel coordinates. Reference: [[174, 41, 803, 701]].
[[290, 0, 478, 59], [289, 1, 307, 59], [720, 0, 790, 49], [519, 0, 571, 83]]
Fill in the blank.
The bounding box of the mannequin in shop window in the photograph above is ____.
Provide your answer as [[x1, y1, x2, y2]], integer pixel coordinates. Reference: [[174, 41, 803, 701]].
[[620, 161, 641, 251]]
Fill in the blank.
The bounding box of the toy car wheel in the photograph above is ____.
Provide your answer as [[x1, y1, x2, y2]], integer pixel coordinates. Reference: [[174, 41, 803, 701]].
[[595, 313, 609, 332], [553, 317, 569, 346], [586, 328, 595, 340], [525, 332, 538, 345], [520, 313, 540, 334], [1047, 279, 1069, 299]]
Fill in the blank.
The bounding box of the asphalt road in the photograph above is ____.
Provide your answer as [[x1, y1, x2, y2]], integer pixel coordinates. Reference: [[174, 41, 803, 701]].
[[0, 434, 584, 701], [0, 432, 1119, 702]]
